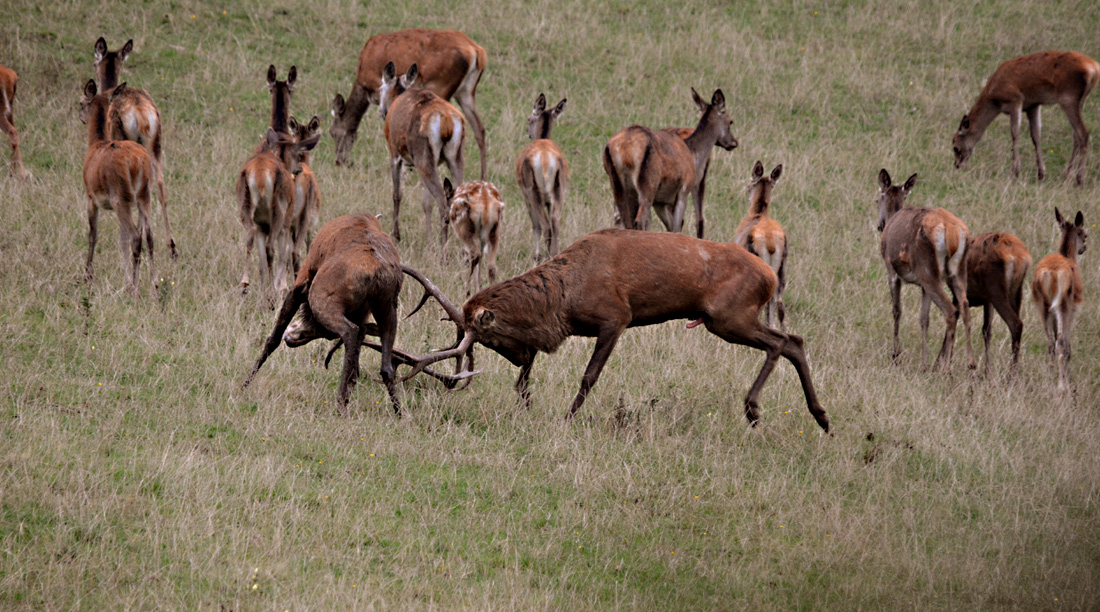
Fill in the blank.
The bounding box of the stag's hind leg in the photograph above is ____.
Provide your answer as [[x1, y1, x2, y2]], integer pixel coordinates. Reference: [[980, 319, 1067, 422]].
[[371, 295, 402, 415], [84, 197, 99, 283], [1026, 105, 1045, 181]]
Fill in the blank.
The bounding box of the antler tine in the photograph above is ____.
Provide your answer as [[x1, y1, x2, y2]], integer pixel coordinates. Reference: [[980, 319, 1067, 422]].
[[360, 341, 480, 388], [401, 265, 465, 325], [395, 332, 478, 383]]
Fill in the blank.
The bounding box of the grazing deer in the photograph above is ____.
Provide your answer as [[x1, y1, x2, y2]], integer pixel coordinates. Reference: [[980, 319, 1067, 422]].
[[876, 169, 976, 371], [965, 232, 1031, 374], [251, 65, 296, 154], [379, 62, 465, 249], [1032, 208, 1087, 391], [735, 161, 788, 330], [93, 37, 176, 258], [79, 80, 157, 294], [288, 115, 322, 276], [603, 88, 737, 238], [330, 28, 487, 179], [400, 228, 830, 432], [516, 94, 568, 263], [445, 178, 504, 296], [0, 64, 29, 180], [236, 127, 320, 301], [953, 51, 1100, 185]]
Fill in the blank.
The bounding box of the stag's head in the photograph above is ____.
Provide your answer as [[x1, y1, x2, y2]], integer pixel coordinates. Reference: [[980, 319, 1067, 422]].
[[952, 114, 977, 169], [378, 62, 418, 120], [527, 93, 567, 140], [748, 160, 782, 209], [93, 37, 132, 91], [692, 88, 738, 151], [1054, 208, 1088, 257], [876, 169, 917, 232]]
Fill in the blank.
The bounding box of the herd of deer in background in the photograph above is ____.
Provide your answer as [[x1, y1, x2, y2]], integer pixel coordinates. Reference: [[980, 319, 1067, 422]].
[[0, 30, 1093, 430]]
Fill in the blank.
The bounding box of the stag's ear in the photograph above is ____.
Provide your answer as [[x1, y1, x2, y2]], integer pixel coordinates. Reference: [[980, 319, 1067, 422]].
[[878, 168, 892, 190], [551, 98, 567, 119], [119, 39, 133, 62], [752, 160, 764, 180], [83, 79, 98, 99], [1055, 207, 1065, 225], [94, 37, 107, 62], [534, 93, 547, 112], [770, 165, 783, 182], [475, 308, 494, 328], [691, 87, 707, 112], [402, 63, 419, 88], [287, 65, 297, 92], [267, 65, 277, 90], [959, 115, 970, 131], [710, 89, 725, 111], [332, 93, 346, 118], [308, 115, 321, 133], [903, 173, 918, 193], [1075, 210, 1084, 227], [382, 61, 396, 81], [443, 178, 455, 201]]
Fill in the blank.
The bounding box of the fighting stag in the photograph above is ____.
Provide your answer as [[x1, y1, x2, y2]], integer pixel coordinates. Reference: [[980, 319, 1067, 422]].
[[402, 229, 831, 432], [604, 88, 737, 238], [93, 37, 175, 258], [79, 80, 158, 294], [516, 93, 568, 262], [379, 62, 465, 247], [0, 64, 29, 180], [1032, 208, 1087, 391], [875, 169, 976, 371], [242, 214, 475, 414], [330, 28, 487, 179], [965, 232, 1031, 374], [735, 161, 788, 330], [445, 179, 504, 296], [953, 51, 1099, 185]]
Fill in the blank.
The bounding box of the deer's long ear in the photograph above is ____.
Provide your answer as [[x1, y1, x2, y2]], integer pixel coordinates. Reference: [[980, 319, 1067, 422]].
[[119, 39, 133, 62], [770, 165, 783, 182], [288, 115, 300, 135], [878, 168, 892, 190], [83, 79, 98, 99], [308, 115, 321, 133], [287, 66, 297, 92], [332, 93, 346, 118], [382, 61, 396, 81], [959, 115, 970, 131], [402, 63, 419, 88], [691, 87, 707, 112], [267, 65, 277, 90], [710, 89, 726, 111], [903, 173, 918, 193], [752, 160, 764, 180], [534, 93, 547, 112], [551, 98, 567, 119], [1055, 207, 1065, 225], [475, 308, 494, 328], [94, 37, 107, 62], [1074, 211, 1084, 227]]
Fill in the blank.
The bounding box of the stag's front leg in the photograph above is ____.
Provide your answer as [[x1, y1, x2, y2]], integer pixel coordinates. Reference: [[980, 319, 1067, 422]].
[[566, 324, 626, 420], [1026, 105, 1045, 181], [515, 355, 536, 409]]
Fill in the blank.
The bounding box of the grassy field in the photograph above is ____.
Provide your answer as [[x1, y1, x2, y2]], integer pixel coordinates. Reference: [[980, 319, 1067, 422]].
[[2, 0, 1099, 609]]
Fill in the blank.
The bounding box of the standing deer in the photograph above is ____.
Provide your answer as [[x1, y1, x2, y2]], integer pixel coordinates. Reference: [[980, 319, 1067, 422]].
[[79, 80, 157, 295], [400, 228, 830, 432], [603, 88, 737, 238], [965, 232, 1031, 374], [379, 62, 465, 249], [0, 64, 29, 180], [1032, 208, 1087, 391], [876, 169, 976, 371], [288, 115, 322, 276], [735, 161, 788, 330], [93, 37, 176, 258], [952, 51, 1100, 185], [330, 29, 487, 179], [236, 127, 320, 301], [445, 178, 504, 296], [516, 94, 568, 263]]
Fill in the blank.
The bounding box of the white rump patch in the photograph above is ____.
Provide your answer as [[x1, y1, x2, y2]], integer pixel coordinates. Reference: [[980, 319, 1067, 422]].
[[946, 226, 966, 277]]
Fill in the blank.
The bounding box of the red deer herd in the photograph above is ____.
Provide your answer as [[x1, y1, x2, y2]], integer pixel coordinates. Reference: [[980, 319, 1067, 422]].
[[1, 29, 1092, 428]]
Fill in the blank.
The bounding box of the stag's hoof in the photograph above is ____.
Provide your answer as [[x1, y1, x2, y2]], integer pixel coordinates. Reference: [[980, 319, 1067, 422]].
[[169, 241, 179, 261]]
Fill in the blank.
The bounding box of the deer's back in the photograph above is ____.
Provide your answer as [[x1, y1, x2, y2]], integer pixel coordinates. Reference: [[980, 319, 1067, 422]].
[[296, 215, 401, 289], [966, 233, 1031, 303], [385, 90, 464, 159], [1032, 253, 1084, 308], [357, 29, 484, 99], [984, 51, 1100, 104], [83, 141, 153, 196], [516, 139, 568, 192], [606, 126, 695, 190], [107, 86, 159, 145], [0, 64, 15, 103]]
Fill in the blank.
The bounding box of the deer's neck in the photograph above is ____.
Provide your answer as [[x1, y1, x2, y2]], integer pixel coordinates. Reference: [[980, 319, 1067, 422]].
[[966, 96, 1002, 140], [684, 109, 719, 171], [535, 118, 552, 140], [86, 99, 109, 146], [338, 82, 372, 133], [270, 93, 290, 135], [747, 194, 770, 217], [97, 64, 120, 91], [1058, 231, 1080, 260]]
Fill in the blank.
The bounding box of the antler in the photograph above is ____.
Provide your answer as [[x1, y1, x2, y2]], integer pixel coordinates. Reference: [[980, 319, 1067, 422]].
[[322, 338, 479, 389], [401, 265, 464, 325], [395, 332, 478, 383]]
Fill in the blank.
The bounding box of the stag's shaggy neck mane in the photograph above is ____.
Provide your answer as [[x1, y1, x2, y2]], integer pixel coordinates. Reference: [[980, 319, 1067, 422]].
[[466, 257, 575, 354]]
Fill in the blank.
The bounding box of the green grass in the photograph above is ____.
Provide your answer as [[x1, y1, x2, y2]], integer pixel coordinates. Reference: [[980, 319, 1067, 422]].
[[2, 0, 1100, 609]]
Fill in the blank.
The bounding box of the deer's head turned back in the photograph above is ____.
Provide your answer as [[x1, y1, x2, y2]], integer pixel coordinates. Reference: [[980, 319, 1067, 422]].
[[876, 169, 917, 232], [1054, 207, 1088, 258], [691, 88, 738, 151], [527, 93, 567, 140], [93, 37, 132, 91], [378, 62, 418, 119]]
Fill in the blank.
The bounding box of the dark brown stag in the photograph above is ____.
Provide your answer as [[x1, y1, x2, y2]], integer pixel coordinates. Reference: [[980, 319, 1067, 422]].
[[402, 229, 830, 432]]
